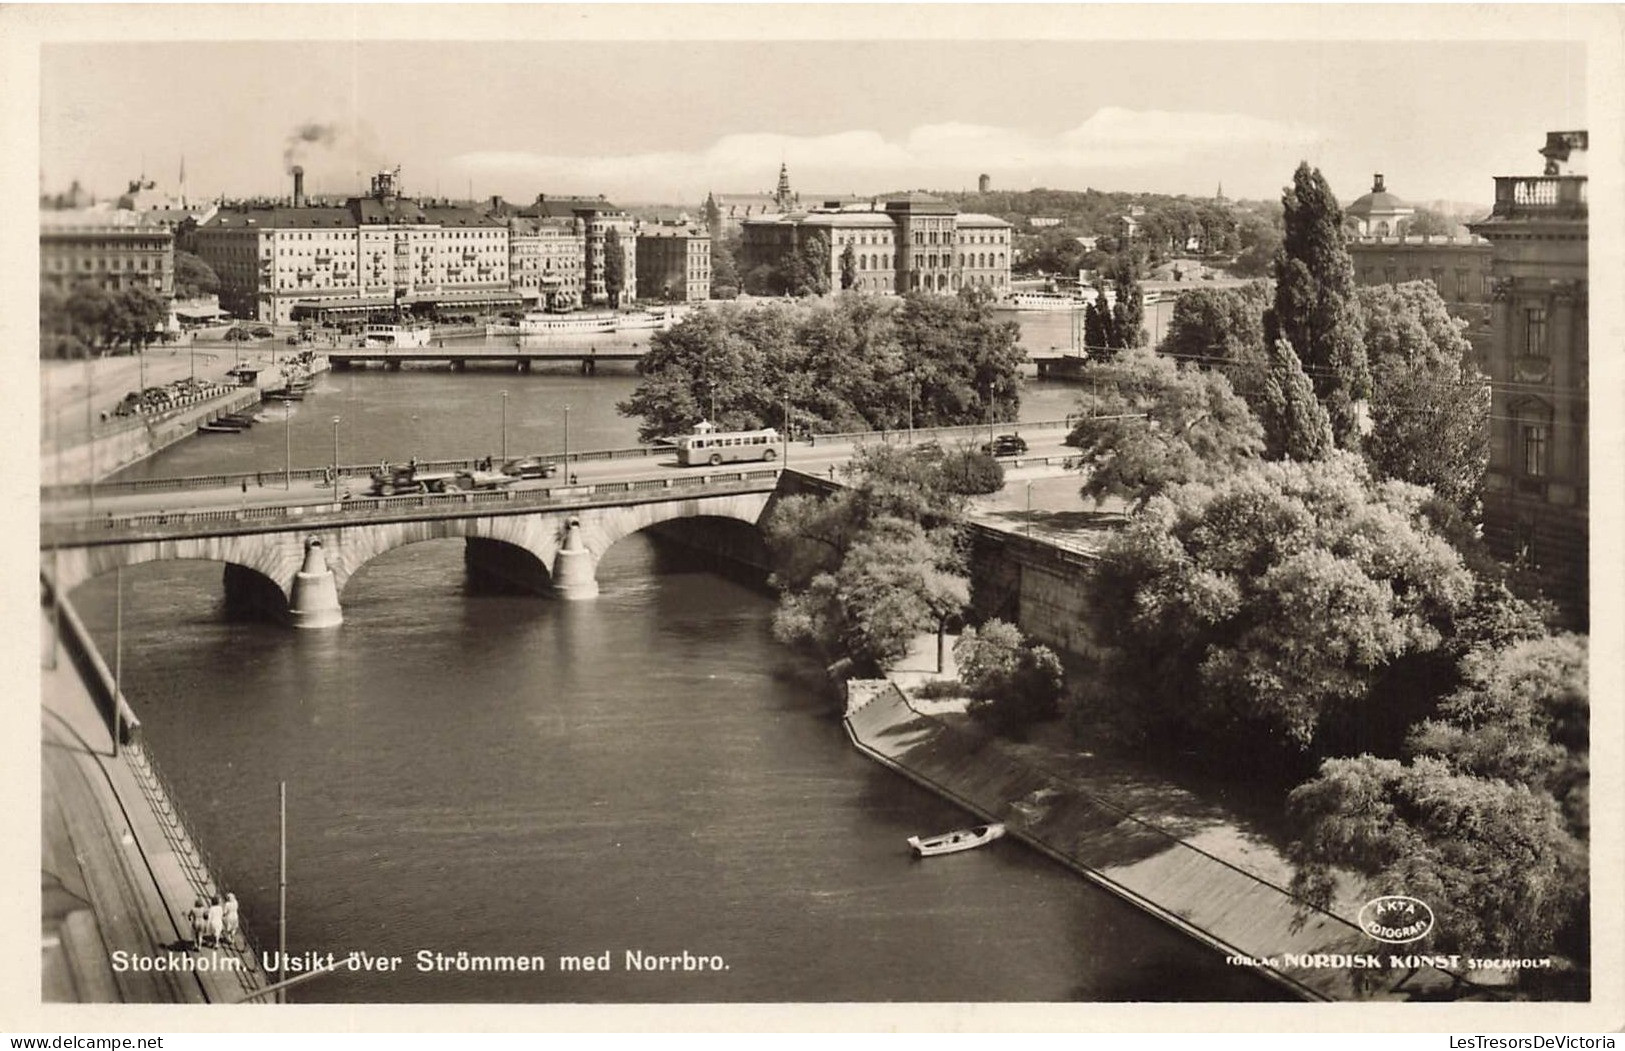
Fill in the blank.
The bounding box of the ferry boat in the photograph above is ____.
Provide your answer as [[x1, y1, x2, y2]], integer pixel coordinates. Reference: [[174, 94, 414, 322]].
[[999, 291, 1090, 312], [362, 322, 435, 348]]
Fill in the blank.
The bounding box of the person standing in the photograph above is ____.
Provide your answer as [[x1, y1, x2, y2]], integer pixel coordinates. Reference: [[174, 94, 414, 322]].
[[222, 893, 240, 951], [206, 895, 225, 949], [188, 897, 209, 951]]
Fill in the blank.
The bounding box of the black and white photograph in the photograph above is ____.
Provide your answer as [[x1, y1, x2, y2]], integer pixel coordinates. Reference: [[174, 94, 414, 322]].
[[6, 3, 1622, 1032]]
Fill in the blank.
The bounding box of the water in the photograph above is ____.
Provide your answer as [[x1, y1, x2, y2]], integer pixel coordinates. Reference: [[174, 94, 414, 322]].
[[71, 319, 1278, 1002]]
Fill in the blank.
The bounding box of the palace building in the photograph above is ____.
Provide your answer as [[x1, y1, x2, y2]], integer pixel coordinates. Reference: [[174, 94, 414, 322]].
[[1468, 131, 1589, 625]]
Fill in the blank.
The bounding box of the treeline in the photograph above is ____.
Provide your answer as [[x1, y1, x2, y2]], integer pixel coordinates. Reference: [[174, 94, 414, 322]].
[[41, 283, 169, 360], [618, 291, 1026, 443], [1064, 163, 1585, 980]]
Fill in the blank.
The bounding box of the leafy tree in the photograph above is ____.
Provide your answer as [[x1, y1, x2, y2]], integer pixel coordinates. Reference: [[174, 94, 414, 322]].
[[1409, 634, 1588, 835], [839, 242, 858, 292], [1065, 348, 1264, 506], [709, 230, 741, 299], [1230, 213, 1282, 278], [117, 286, 169, 351], [1086, 453, 1475, 754], [799, 230, 832, 296], [1404, 208, 1455, 238], [935, 447, 1004, 496], [954, 619, 1064, 732], [602, 226, 626, 307], [1111, 263, 1147, 349], [1266, 163, 1369, 448], [173, 250, 220, 299], [1083, 291, 1115, 359], [1287, 755, 1585, 960], [1358, 282, 1490, 515], [1255, 338, 1333, 462]]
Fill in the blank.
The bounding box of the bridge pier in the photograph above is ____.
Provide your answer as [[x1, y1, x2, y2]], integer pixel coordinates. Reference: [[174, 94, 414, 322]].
[[387, 359, 402, 372], [551, 517, 598, 600], [288, 537, 343, 628], [449, 359, 466, 372]]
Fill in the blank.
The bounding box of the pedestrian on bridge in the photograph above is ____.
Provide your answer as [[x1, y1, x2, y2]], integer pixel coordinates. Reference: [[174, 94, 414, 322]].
[[188, 897, 209, 951], [206, 895, 225, 949]]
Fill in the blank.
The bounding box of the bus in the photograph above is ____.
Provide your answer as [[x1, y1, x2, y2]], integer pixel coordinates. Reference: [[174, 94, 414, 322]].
[[675, 427, 782, 467]]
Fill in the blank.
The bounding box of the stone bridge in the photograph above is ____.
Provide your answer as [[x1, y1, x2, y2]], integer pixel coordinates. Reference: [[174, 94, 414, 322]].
[[44, 472, 782, 628]]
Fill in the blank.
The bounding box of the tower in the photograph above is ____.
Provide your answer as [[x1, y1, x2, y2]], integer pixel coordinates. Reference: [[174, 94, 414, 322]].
[[773, 163, 794, 212]]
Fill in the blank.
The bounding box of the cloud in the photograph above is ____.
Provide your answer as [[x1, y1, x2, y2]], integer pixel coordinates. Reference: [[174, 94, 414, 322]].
[[449, 108, 1322, 199]]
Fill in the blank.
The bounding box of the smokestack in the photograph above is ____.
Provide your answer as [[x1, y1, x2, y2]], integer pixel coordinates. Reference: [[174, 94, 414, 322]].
[[292, 165, 306, 208]]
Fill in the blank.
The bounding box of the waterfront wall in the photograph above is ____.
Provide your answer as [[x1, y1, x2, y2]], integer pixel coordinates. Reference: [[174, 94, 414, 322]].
[[842, 680, 1468, 1003], [46, 386, 265, 486]]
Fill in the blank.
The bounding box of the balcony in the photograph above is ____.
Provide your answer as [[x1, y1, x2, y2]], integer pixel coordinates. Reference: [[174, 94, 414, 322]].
[[1490, 176, 1587, 220]]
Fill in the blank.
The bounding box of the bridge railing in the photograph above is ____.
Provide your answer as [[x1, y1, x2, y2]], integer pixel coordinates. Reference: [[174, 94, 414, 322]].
[[40, 418, 1080, 501], [41, 468, 786, 546]]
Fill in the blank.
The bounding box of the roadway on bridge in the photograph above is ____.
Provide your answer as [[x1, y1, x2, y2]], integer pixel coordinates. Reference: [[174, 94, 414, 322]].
[[42, 428, 1083, 521]]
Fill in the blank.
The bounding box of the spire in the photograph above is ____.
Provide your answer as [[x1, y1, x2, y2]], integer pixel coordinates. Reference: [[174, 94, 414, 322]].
[[774, 163, 794, 212], [179, 154, 187, 208]]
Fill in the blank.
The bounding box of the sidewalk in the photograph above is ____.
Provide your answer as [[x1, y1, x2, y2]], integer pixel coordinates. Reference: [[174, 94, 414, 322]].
[[40, 609, 270, 1004]]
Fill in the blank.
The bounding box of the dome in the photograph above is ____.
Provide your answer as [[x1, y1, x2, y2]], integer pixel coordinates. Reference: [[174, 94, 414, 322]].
[[1346, 173, 1411, 219]]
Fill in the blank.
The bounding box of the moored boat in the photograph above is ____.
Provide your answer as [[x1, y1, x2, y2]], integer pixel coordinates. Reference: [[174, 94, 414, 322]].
[[906, 822, 1006, 857], [362, 322, 435, 348]]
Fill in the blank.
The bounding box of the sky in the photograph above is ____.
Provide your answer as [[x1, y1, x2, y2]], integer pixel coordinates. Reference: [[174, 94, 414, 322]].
[[37, 24, 1591, 212]]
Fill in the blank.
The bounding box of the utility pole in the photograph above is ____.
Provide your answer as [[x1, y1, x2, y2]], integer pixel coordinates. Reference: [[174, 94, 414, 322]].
[[279, 780, 287, 1005], [112, 565, 122, 759]]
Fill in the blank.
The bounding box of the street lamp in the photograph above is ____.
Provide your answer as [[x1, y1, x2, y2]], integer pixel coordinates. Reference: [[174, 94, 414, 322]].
[[500, 390, 508, 461], [563, 404, 571, 479], [782, 393, 791, 467], [411, 414, 420, 460], [331, 416, 341, 498], [1025, 480, 1034, 538], [284, 400, 292, 490]]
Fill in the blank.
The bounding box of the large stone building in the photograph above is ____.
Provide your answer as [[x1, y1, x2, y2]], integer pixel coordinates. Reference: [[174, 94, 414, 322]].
[[1468, 130, 1589, 625], [504, 212, 587, 311], [195, 168, 519, 324], [635, 225, 711, 303], [39, 207, 174, 300], [739, 193, 1011, 296], [522, 196, 637, 307]]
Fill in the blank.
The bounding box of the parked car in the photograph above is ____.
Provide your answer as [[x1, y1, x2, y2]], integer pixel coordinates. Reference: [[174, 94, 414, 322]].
[[981, 434, 1028, 457], [501, 456, 560, 480]]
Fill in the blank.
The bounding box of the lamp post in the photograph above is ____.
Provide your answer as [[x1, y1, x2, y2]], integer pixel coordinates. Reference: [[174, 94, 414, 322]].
[[500, 390, 508, 461], [782, 393, 790, 467], [411, 414, 420, 460], [331, 416, 341, 498], [563, 404, 571, 477], [85, 354, 95, 517], [284, 400, 292, 490], [907, 377, 915, 444], [1025, 480, 1034, 538]]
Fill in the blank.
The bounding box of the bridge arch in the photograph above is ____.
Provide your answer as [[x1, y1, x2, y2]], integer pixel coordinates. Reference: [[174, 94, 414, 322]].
[[572, 491, 774, 567], [52, 535, 304, 606]]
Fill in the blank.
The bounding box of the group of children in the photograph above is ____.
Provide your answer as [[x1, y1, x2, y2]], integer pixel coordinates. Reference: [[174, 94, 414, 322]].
[[188, 892, 240, 951]]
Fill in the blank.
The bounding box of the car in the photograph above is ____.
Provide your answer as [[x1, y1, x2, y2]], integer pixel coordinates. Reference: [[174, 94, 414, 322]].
[[981, 434, 1028, 457], [501, 456, 560, 480]]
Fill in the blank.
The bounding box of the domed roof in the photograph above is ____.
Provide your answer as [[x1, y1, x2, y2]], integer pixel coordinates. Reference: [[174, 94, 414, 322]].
[[1346, 173, 1412, 218]]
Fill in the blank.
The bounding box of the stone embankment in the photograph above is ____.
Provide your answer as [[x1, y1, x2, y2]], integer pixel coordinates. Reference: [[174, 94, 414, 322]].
[[841, 679, 1470, 1003]]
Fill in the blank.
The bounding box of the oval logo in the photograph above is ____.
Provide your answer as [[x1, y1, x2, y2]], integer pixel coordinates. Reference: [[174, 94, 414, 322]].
[[1359, 895, 1435, 944]]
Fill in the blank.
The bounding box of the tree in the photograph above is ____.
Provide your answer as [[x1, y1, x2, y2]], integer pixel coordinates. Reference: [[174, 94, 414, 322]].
[[173, 250, 220, 300], [1408, 634, 1588, 835], [709, 230, 741, 299], [935, 447, 1004, 496], [1404, 208, 1455, 238], [1230, 213, 1282, 278], [117, 286, 169, 351], [1086, 453, 1475, 754], [798, 230, 832, 297], [1266, 163, 1368, 447], [1158, 283, 1269, 370], [1083, 292, 1115, 359], [1255, 338, 1333, 462], [602, 226, 626, 307], [953, 619, 1064, 733], [1065, 348, 1264, 506], [1358, 282, 1490, 515], [840, 243, 858, 291], [1287, 755, 1585, 961], [1111, 263, 1147, 349]]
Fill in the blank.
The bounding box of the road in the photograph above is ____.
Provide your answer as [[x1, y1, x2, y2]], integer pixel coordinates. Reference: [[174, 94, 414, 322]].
[[41, 428, 1086, 522]]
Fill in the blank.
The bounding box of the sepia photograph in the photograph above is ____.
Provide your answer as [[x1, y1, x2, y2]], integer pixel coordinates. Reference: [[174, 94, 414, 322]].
[[6, 3, 1622, 1032]]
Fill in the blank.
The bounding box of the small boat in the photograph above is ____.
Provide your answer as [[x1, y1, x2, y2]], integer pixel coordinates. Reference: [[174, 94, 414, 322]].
[[907, 822, 1006, 857], [263, 388, 305, 402], [197, 421, 245, 434]]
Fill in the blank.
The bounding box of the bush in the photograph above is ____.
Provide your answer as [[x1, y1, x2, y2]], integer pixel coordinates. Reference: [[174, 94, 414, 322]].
[[938, 449, 1004, 495], [912, 678, 966, 700], [954, 620, 1063, 734]]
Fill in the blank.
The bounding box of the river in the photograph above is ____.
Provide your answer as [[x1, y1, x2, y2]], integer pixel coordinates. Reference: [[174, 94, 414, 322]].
[[71, 321, 1279, 1003]]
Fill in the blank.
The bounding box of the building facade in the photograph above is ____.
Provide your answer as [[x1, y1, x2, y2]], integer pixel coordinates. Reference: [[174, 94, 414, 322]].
[[1345, 173, 1416, 237], [523, 196, 637, 307], [507, 215, 587, 310], [195, 168, 520, 324], [740, 193, 1010, 296], [1468, 131, 1589, 625], [635, 225, 711, 303], [39, 208, 175, 300]]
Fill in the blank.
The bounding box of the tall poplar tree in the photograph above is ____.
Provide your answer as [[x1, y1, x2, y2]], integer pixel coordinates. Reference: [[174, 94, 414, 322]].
[[602, 226, 626, 307], [1256, 338, 1334, 462], [1112, 264, 1147, 349], [1266, 163, 1368, 448]]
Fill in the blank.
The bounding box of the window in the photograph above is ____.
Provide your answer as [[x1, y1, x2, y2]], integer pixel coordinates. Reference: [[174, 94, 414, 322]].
[[1523, 424, 1549, 477], [1525, 307, 1548, 357]]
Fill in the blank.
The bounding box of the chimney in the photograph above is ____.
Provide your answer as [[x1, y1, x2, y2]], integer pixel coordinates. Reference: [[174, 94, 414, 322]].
[[292, 166, 306, 208], [1372, 173, 1385, 194]]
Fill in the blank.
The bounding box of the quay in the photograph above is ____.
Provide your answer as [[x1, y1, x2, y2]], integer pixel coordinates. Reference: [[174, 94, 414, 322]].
[[842, 678, 1475, 1003], [40, 572, 271, 1003], [329, 345, 641, 373]]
